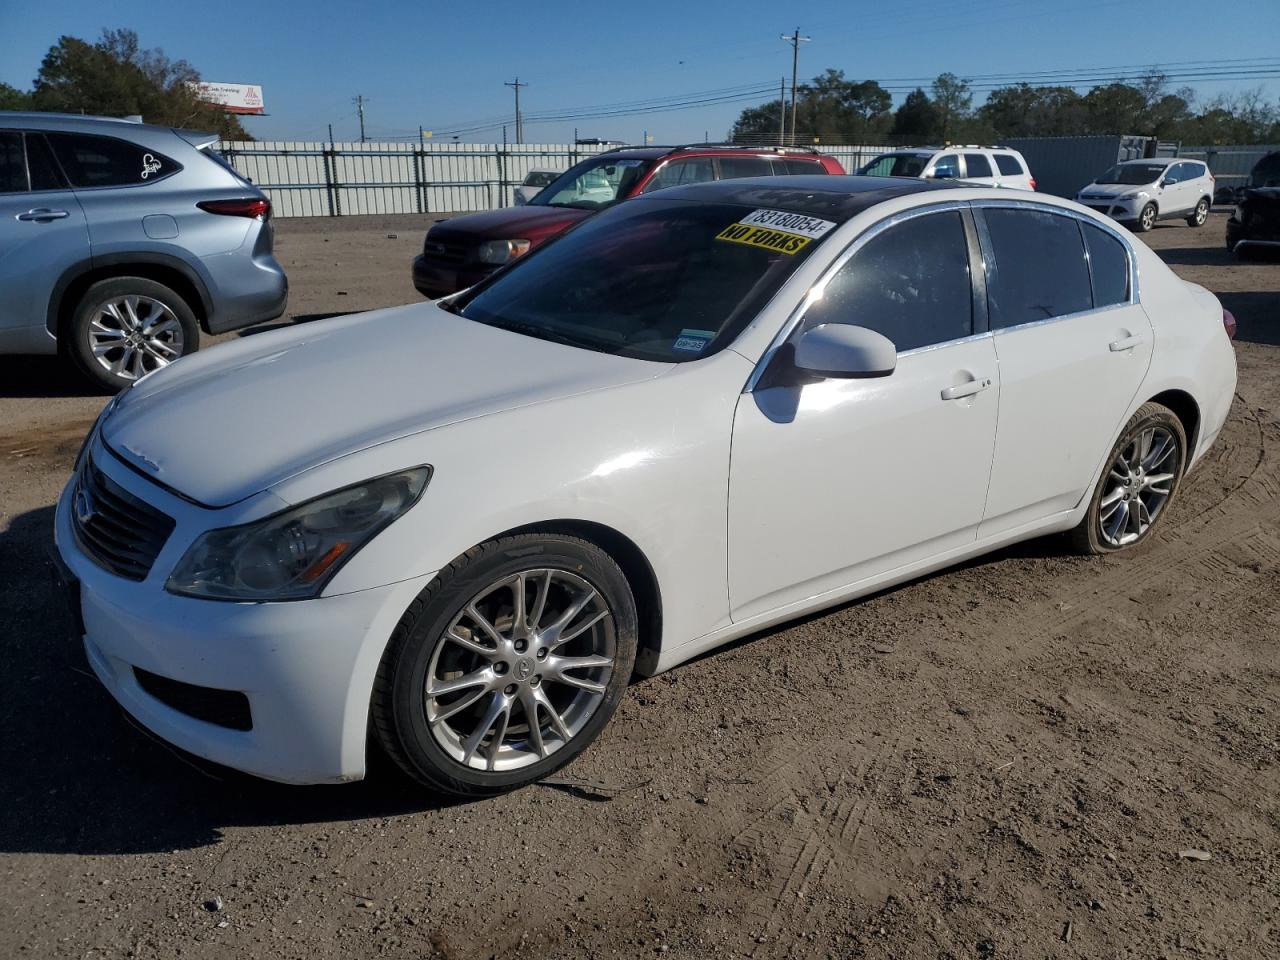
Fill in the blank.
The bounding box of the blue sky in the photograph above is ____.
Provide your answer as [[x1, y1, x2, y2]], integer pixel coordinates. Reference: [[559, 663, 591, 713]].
[[2, 0, 1278, 143]]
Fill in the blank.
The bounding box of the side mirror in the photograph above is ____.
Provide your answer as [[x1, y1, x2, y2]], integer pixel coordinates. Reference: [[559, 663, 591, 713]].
[[1161, 177, 1178, 187], [793, 324, 897, 379]]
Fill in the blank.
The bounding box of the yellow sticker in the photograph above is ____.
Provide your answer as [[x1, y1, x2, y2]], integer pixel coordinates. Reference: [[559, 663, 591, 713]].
[[715, 223, 812, 255]]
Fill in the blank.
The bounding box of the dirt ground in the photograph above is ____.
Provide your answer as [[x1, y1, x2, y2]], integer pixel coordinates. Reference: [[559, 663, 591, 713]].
[[0, 213, 1276, 960]]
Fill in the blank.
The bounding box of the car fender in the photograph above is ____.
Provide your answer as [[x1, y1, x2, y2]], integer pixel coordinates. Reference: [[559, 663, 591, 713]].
[[46, 247, 215, 335]]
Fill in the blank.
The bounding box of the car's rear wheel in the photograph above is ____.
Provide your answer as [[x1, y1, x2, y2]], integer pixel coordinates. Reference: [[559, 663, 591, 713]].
[[1070, 402, 1187, 555], [1187, 197, 1210, 227], [67, 277, 200, 391], [1136, 203, 1158, 232], [371, 533, 638, 797]]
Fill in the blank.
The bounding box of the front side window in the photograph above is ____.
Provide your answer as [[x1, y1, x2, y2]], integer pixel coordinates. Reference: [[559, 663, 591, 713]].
[[994, 154, 1025, 176], [26, 134, 66, 191], [931, 154, 961, 179], [46, 132, 180, 188], [455, 199, 836, 362], [982, 208, 1091, 329], [717, 156, 773, 180], [531, 155, 653, 209], [963, 153, 993, 178], [858, 153, 929, 178], [640, 157, 715, 194], [801, 210, 973, 352], [1249, 153, 1280, 188], [0, 132, 25, 193], [1082, 223, 1130, 308]]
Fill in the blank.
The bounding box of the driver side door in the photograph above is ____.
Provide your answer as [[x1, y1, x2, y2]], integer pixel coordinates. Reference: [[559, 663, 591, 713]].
[[727, 205, 1000, 622]]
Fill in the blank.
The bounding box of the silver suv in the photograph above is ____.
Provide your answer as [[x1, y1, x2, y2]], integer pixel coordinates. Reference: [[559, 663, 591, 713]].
[[0, 112, 287, 390]]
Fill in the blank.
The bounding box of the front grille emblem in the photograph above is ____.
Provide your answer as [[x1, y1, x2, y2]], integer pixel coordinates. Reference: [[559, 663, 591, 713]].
[[74, 484, 96, 525]]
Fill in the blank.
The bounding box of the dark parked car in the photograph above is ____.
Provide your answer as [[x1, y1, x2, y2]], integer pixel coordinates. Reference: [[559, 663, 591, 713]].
[[1226, 151, 1280, 257], [411, 144, 845, 298]]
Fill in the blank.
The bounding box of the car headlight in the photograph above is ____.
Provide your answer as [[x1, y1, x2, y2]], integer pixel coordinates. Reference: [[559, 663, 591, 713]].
[[477, 238, 532, 265], [166, 467, 431, 601], [1118, 192, 1141, 201]]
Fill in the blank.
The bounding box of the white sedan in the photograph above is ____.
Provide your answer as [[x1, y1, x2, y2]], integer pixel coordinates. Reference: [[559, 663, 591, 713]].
[[55, 177, 1237, 797]]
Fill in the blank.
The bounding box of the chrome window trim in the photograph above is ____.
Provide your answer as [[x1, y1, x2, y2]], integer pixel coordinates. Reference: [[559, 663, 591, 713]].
[[745, 200, 972, 392]]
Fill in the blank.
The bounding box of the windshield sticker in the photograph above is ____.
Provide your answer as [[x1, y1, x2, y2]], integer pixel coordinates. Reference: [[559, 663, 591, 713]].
[[737, 209, 836, 239], [673, 329, 715, 353], [715, 223, 812, 255]]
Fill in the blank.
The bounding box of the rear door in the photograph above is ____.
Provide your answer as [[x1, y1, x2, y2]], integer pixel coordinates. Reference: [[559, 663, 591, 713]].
[[0, 131, 88, 351], [962, 152, 997, 186], [975, 204, 1152, 537]]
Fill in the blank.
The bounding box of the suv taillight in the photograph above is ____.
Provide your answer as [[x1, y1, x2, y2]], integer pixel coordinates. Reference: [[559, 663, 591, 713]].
[[198, 198, 271, 220], [1028, 177, 1037, 191]]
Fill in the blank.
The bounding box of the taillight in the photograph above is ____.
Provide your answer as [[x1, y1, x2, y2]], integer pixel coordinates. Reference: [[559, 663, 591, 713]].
[[1222, 308, 1237, 340], [197, 198, 271, 220], [1028, 177, 1037, 191]]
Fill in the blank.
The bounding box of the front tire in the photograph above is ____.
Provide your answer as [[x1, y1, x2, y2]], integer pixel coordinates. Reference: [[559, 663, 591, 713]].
[[1187, 197, 1210, 227], [1070, 402, 1187, 555], [371, 533, 638, 797], [1136, 202, 1158, 233], [67, 277, 200, 392]]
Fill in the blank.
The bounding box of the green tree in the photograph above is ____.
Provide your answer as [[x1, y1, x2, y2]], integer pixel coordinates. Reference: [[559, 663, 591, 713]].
[[930, 73, 972, 139], [729, 99, 786, 143], [0, 82, 32, 110], [891, 88, 940, 140], [1082, 83, 1146, 134], [30, 29, 249, 138], [978, 84, 1085, 137]]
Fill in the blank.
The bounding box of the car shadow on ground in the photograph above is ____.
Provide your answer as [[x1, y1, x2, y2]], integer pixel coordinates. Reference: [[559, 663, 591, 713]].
[[1220, 291, 1280, 346], [0, 356, 104, 399], [237, 312, 357, 337], [0, 505, 466, 858]]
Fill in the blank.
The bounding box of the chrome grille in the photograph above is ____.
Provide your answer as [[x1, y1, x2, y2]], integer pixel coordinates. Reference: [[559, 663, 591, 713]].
[[71, 457, 175, 581]]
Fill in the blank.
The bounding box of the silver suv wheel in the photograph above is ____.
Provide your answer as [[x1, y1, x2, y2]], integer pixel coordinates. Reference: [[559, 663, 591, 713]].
[[89, 295, 185, 381]]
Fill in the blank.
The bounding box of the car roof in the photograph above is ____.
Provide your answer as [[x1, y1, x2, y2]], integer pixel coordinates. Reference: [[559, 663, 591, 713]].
[[0, 110, 178, 138], [593, 145, 833, 161], [654, 174, 960, 219], [1118, 157, 1177, 167]]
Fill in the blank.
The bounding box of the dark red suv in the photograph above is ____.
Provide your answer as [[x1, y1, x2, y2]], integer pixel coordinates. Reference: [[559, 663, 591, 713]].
[[411, 144, 845, 298]]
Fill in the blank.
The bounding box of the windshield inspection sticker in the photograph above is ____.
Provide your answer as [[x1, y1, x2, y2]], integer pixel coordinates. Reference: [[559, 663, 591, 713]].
[[673, 328, 715, 353], [715, 209, 837, 255]]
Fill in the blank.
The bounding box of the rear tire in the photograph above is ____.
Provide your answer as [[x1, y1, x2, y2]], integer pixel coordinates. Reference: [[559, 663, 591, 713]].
[[1187, 197, 1210, 227], [67, 277, 200, 392], [1070, 402, 1187, 555], [371, 533, 638, 798]]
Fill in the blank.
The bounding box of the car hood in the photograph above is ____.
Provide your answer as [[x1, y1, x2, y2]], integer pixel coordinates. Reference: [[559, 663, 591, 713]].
[[1080, 182, 1150, 197], [102, 304, 665, 507], [430, 204, 593, 241]]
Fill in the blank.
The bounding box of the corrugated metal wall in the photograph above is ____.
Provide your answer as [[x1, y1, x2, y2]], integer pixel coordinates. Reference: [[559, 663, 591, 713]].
[[1177, 144, 1279, 192], [997, 136, 1152, 198], [218, 141, 891, 218]]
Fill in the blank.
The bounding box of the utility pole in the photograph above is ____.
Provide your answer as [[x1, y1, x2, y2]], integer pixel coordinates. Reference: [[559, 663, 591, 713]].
[[779, 77, 786, 146], [504, 77, 528, 144], [353, 94, 367, 142], [780, 28, 810, 145]]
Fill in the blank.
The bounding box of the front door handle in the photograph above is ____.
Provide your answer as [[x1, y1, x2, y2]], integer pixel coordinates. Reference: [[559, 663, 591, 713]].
[[940, 377, 992, 401], [16, 208, 70, 222], [1109, 334, 1143, 352]]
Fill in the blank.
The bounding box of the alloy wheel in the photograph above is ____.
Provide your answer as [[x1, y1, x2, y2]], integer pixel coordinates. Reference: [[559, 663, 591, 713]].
[[425, 568, 616, 772], [1098, 425, 1178, 547], [88, 295, 185, 381], [1194, 199, 1209, 225], [1141, 205, 1157, 231]]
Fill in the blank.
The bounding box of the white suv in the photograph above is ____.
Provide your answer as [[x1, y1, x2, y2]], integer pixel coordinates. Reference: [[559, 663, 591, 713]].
[[857, 146, 1036, 190], [1076, 158, 1214, 232]]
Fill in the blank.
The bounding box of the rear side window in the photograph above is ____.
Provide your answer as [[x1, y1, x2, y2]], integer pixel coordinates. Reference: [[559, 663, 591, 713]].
[[994, 154, 1025, 176], [46, 133, 180, 187], [964, 153, 993, 178], [0, 132, 24, 192], [983, 208, 1092, 328], [26, 135, 66, 191], [1082, 223, 1129, 307], [782, 158, 826, 175], [717, 157, 774, 180], [802, 210, 973, 352]]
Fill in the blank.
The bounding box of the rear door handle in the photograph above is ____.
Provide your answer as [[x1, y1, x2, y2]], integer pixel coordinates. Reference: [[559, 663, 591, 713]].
[[1109, 334, 1143, 352], [940, 377, 993, 401], [17, 208, 70, 222]]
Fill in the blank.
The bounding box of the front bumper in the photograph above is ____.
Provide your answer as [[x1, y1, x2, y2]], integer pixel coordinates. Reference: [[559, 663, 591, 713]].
[[1226, 216, 1280, 253], [411, 254, 495, 299], [1078, 197, 1142, 221], [54, 448, 433, 784]]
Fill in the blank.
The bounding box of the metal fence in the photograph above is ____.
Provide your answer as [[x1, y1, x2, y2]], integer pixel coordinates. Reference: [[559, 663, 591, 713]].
[[217, 141, 891, 218], [1176, 144, 1277, 191]]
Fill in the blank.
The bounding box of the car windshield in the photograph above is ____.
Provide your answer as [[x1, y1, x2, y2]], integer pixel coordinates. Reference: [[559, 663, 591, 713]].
[[529, 155, 655, 209], [1249, 154, 1280, 188], [1096, 163, 1166, 185], [452, 198, 836, 362], [858, 153, 929, 178], [522, 171, 558, 187]]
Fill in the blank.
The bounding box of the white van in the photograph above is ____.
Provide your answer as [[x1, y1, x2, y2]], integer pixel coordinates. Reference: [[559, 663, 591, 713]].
[[857, 146, 1036, 190]]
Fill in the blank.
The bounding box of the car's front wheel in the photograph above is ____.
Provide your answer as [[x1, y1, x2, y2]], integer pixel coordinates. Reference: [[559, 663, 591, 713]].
[[67, 277, 200, 391], [371, 533, 638, 797], [1136, 202, 1158, 232], [1070, 402, 1187, 555], [1187, 197, 1210, 227]]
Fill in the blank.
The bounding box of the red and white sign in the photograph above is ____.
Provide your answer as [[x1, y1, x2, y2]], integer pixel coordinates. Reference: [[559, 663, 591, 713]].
[[192, 82, 266, 115]]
